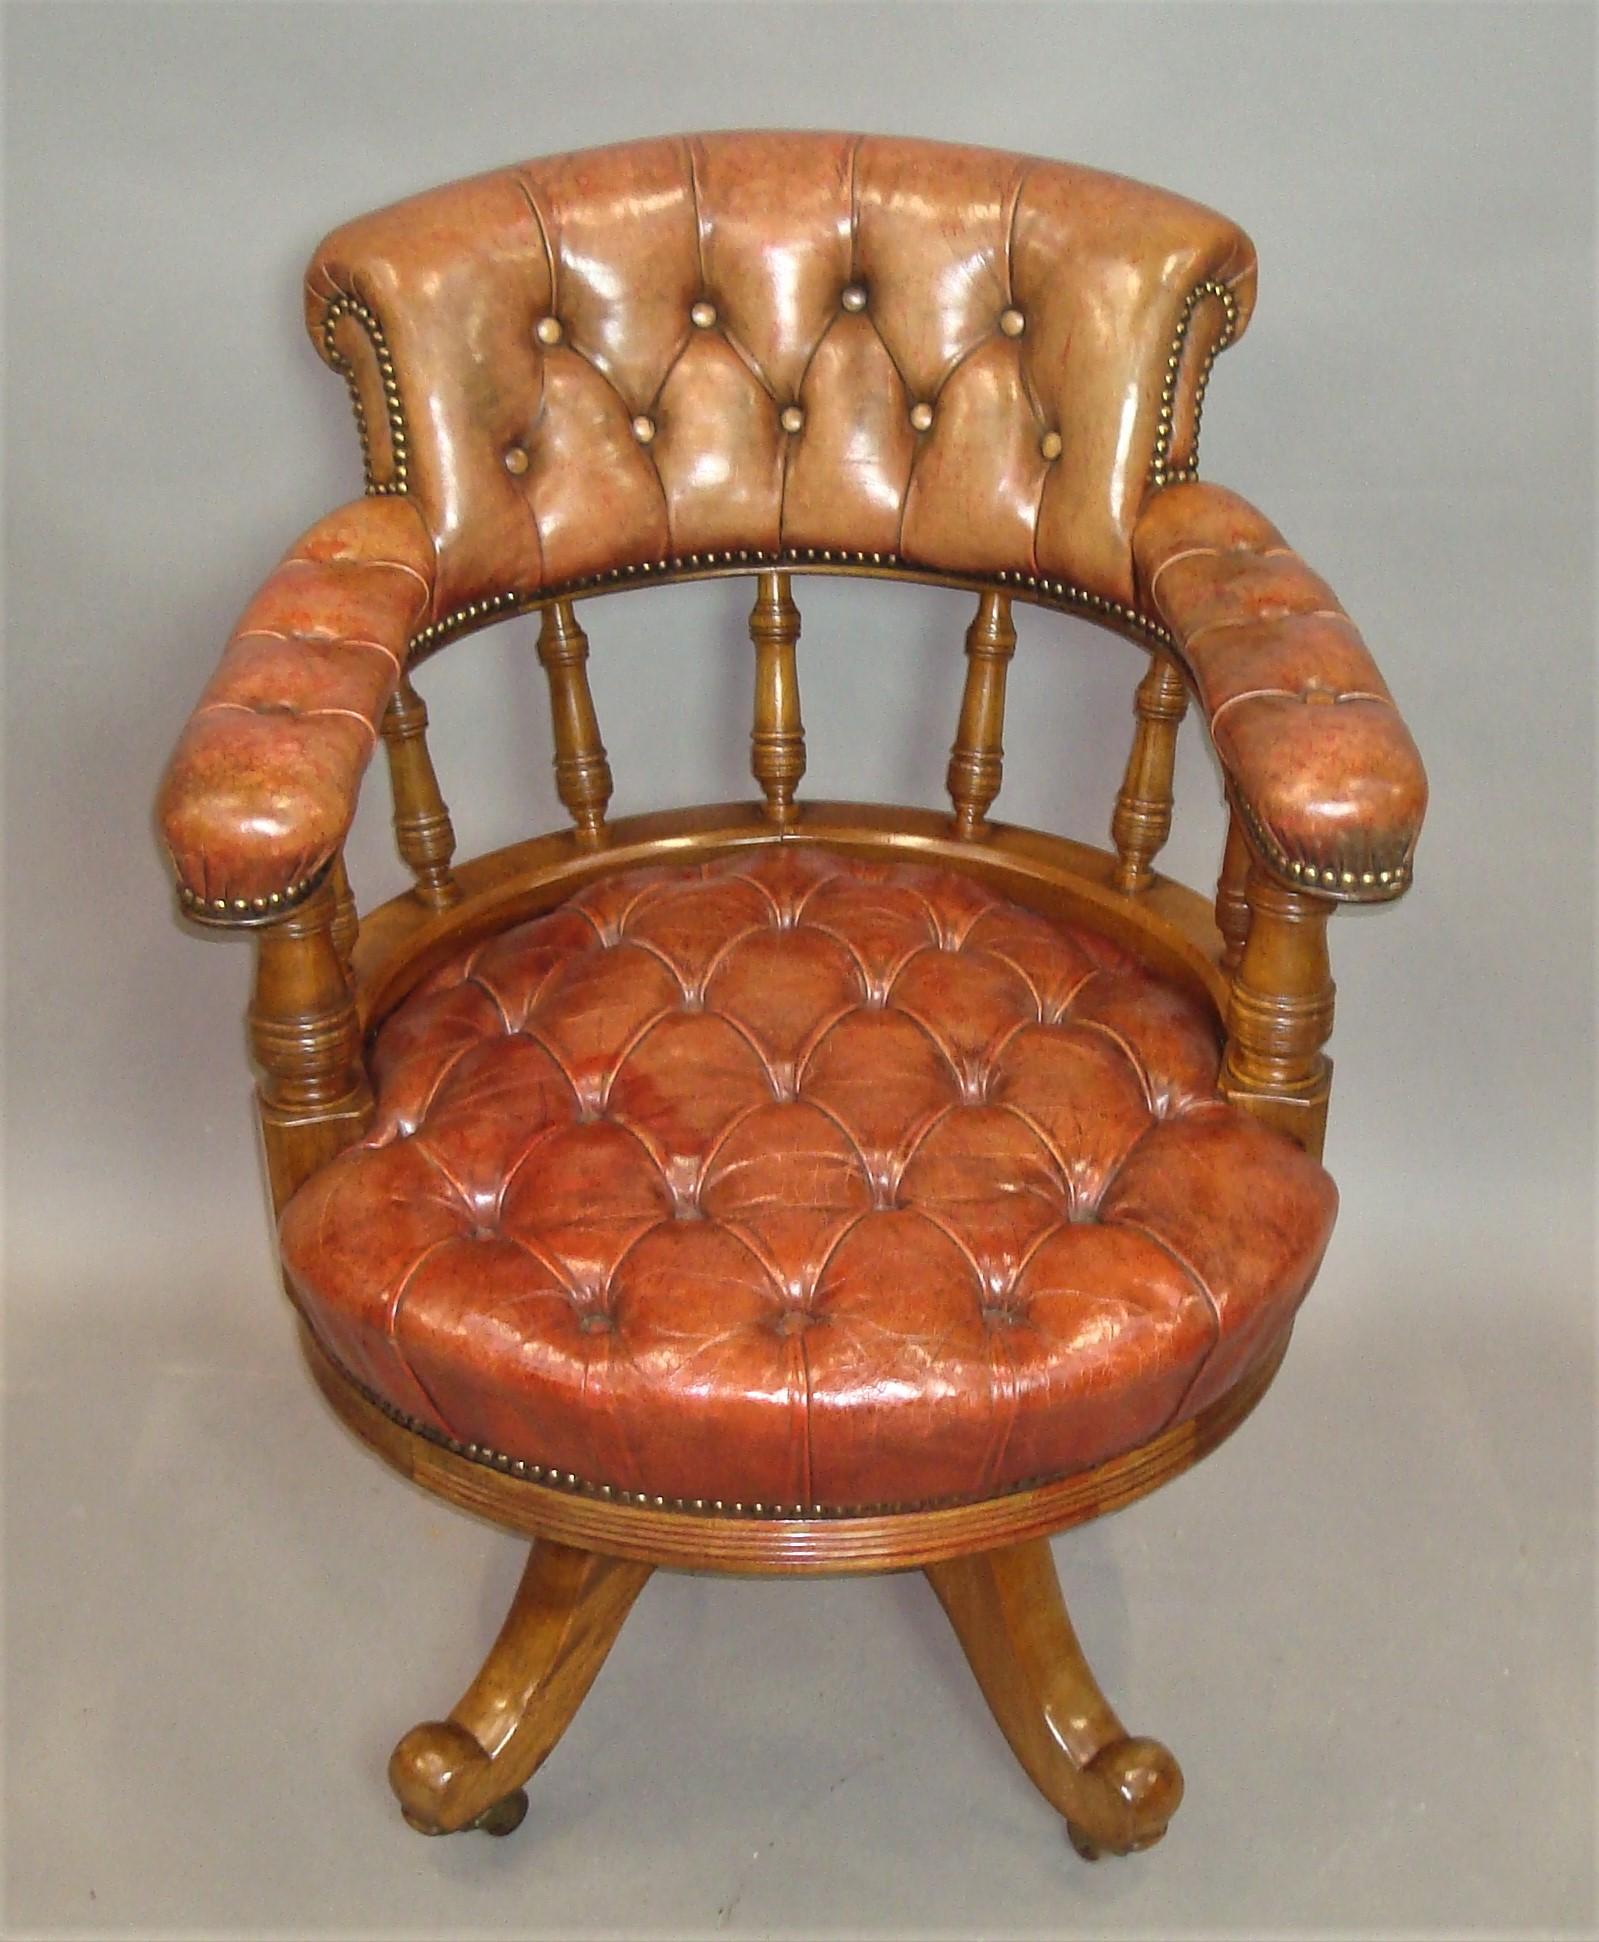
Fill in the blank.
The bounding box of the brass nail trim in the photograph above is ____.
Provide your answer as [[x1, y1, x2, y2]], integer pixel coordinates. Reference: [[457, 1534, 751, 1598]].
[[1228, 786, 1412, 901], [175, 857, 334, 928], [320, 294, 409, 497], [404, 551, 1175, 662], [312, 1330, 1185, 1522], [1150, 278, 1240, 490]]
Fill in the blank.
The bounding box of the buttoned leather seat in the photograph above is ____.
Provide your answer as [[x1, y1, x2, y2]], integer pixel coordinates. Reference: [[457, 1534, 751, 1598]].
[[157, 132, 1424, 1856], [281, 845, 1334, 1513]]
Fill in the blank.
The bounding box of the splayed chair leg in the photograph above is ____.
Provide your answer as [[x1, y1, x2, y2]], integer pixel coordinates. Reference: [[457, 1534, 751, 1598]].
[[925, 1537, 1183, 1859], [390, 1538, 652, 1836]]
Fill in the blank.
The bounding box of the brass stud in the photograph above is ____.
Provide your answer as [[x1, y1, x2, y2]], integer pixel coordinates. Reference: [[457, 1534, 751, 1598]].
[[535, 316, 563, 347], [999, 307, 1025, 338], [1040, 430, 1063, 461], [631, 414, 656, 445], [909, 401, 934, 432], [690, 299, 717, 329], [779, 404, 804, 434], [840, 284, 867, 312], [503, 445, 529, 476]]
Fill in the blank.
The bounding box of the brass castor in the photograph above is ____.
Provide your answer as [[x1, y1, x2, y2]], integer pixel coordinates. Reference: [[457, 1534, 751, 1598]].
[[473, 1788, 529, 1837]]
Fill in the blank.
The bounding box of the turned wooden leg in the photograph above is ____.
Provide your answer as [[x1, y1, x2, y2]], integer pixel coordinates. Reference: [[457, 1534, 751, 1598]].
[[390, 1539, 651, 1836], [925, 1538, 1182, 1859]]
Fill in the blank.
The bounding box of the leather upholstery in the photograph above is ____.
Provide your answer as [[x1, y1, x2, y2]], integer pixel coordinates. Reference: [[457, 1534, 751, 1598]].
[[1134, 483, 1427, 894], [281, 847, 1337, 1512], [305, 133, 1256, 624], [158, 498, 435, 912], [157, 133, 1423, 914]]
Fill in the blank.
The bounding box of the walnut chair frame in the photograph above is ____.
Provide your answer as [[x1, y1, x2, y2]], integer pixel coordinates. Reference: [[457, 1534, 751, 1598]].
[[157, 134, 1425, 1860]]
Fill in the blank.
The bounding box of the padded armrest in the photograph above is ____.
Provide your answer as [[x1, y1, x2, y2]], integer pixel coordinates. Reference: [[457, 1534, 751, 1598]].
[[158, 498, 436, 918], [1133, 482, 1426, 900]]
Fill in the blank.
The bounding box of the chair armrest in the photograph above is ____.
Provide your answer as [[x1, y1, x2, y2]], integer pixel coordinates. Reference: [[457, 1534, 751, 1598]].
[[1133, 482, 1426, 900], [158, 498, 436, 920]]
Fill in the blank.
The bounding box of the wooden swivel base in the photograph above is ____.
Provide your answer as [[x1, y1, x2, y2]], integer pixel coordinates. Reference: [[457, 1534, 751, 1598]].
[[308, 1325, 1290, 1859]]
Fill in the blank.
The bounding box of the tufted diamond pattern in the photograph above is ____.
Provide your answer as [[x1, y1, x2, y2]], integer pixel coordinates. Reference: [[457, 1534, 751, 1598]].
[[281, 846, 1336, 1513], [305, 133, 1256, 619]]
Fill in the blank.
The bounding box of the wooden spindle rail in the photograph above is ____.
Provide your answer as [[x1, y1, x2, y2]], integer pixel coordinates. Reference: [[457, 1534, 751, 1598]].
[[1215, 810, 1252, 974], [536, 599, 612, 846], [381, 674, 462, 909], [248, 879, 372, 1213], [1110, 652, 1188, 893], [749, 572, 805, 824], [946, 591, 1017, 838], [1220, 866, 1336, 1158]]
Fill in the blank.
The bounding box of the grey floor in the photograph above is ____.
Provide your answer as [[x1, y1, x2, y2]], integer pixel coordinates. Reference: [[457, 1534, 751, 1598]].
[[5, 1183, 1592, 1940]]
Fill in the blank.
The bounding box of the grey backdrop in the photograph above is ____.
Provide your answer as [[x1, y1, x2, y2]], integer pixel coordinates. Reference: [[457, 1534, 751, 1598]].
[[4, 3, 1594, 1936]]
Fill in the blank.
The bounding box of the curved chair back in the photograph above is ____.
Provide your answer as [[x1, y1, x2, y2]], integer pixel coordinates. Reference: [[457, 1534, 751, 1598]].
[[307, 132, 1256, 652]]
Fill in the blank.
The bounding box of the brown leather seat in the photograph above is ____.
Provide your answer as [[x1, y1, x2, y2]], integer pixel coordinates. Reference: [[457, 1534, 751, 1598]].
[[281, 845, 1335, 1512]]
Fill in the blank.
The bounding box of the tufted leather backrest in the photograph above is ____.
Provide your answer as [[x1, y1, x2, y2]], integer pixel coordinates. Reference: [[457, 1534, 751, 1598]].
[[305, 133, 1256, 639]]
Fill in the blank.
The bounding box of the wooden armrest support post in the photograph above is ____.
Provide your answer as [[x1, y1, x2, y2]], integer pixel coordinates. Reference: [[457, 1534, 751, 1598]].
[[248, 873, 372, 1213]]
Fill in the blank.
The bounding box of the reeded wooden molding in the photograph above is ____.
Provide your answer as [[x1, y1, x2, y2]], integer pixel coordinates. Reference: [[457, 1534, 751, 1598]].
[[381, 674, 462, 909], [748, 571, 805, 824], [1221, 864, 1335, 1157], [329, 852, 359, 969], [536, 599, 613, 846], [1110, 651, 1187, 893], [390, 1539, 650, 1837], [926, 1538, 1182, 1857], [303, 1320, 1288, 1575], [947, 591, 1017, 838], [1215, 808, 1252, 974], [249, 880, 372, 1212]]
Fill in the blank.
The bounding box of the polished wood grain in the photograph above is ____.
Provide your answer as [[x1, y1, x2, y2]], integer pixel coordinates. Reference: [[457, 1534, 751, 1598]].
[[926, 1537, 1182, 1857], [389, 1539, 651, 1836], [947, 591, 1017, 838], [248, 879, 371, 1214], [302, 1320, 1290, 1575], [536, 598, 612, 846], [1221, 863, 1336, 1156], [1216, 806, 1253, 975], [1110, 651, 1187, 892], [381, 673, 462, 909], [749, 571, 805, 824], [328, 851, 359, 970]]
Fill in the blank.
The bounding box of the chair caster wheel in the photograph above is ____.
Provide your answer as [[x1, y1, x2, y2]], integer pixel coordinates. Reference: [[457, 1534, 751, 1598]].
[[473, 1788, 529, 1837]]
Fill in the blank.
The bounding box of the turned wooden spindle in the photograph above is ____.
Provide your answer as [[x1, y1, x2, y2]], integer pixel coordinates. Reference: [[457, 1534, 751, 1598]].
[[947, 591, 1017, 838], [1215, 809, 1252, 974], [248, 878, 372, 1213], [380, 673, 462, 909], [329, 851, 359, 968], [1220, 864, 1336, 1157], [536, 599, 612, 846], [1110, 652, 1188, 893], [748, 571, 805, 824]]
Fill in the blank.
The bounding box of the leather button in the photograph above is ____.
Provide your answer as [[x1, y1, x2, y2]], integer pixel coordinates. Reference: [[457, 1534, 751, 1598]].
[[534, 316, 563, 346], [631, 415, 656, 446], [779, 405, 804, 435], [840, 284, 868, 312], [1040, 430, 1063, 461], [999, 307, 1026, 338], [909, 401, 934, 433], [503, 446, 530, 476], [690, 300, 717, 329]]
